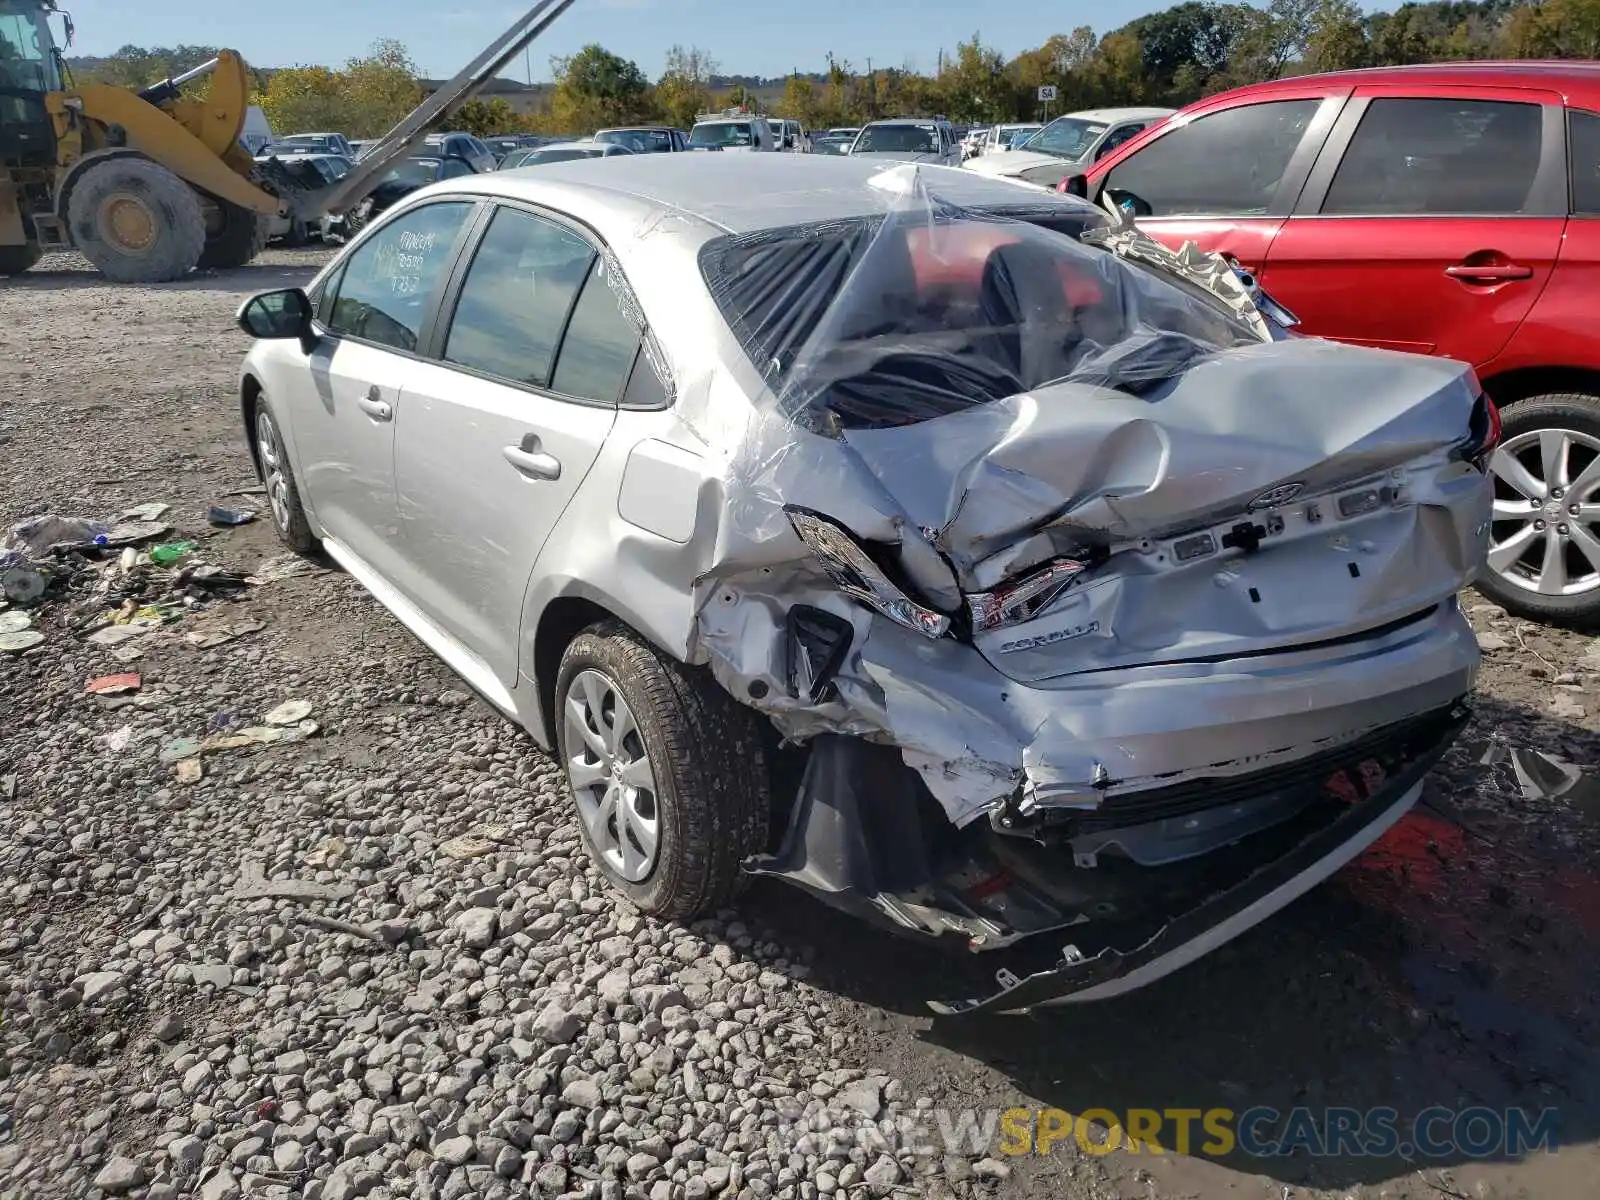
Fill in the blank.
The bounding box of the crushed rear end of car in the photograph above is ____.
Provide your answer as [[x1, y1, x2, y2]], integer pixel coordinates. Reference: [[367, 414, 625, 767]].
[[671, 166, 1493, 1013]]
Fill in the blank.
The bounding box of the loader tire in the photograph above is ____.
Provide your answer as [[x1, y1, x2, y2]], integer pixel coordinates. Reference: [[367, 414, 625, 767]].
[[67, 157, 205, 283], [0, 240, 42, 275], [198, 197, 270, 269]]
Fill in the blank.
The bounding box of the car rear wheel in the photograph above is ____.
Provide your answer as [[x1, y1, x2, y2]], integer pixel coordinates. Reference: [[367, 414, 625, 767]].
[[253, 394, 317, 555], [1477, 393, 1600, 628], [555, 622, 770, 919]]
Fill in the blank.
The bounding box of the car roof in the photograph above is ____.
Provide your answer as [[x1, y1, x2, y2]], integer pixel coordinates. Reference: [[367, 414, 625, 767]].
[[862, 118, 938, 127], [1210, 59, 1600, 104], [598, 126, 674, 133], [427, 152, 1091, 240], [1063, 106, 1175, 123], [524, 141, 607, 152]]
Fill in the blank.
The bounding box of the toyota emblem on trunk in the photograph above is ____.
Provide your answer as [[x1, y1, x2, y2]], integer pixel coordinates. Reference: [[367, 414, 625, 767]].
[[1249, 482, 1304, 510]]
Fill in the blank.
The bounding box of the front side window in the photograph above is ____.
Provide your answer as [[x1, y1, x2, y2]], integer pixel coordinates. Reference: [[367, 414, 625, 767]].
[[1322, 97, 1543, 215], [1571, 110, 1600, 214], [1104, 99, 1321, 217], [444, 207, 596, 387], [326, 202, 472, 351], [0, 7, 61, 92]]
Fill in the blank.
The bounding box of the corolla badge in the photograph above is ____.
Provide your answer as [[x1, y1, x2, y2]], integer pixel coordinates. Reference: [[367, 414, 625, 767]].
[[1248, 482, 1305, 510]]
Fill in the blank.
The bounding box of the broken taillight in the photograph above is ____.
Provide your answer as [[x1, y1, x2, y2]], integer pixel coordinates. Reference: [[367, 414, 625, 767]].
[[966, 556, 1089, 633], [785, 507, 952, 639], [1456, 393, 1502, 470]]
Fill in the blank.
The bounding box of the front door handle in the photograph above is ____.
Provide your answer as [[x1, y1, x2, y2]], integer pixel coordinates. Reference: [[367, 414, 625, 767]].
[[357, 387, 392, 421], [1445, 262, 1533, 282], [503, 439, 561, 481]]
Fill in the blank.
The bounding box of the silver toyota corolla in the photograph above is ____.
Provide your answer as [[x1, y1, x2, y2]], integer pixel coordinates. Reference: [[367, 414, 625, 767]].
[[236, 155, 1495, 1013]]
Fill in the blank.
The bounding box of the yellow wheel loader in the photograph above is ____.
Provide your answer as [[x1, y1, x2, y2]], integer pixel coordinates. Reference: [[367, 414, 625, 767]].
[[0, 0, 580, 283]]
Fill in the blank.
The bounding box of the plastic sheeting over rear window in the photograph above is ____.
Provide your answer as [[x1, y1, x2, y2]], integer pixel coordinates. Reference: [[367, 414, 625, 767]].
[[698, 166, 1266, 433]]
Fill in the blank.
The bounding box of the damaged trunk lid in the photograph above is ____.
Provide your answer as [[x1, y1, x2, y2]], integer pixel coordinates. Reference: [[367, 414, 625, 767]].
[[836, 338, 1490, 683]]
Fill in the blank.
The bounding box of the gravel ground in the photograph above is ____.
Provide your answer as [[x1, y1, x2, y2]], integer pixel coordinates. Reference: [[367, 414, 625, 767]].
[[2, 249, 1598, 1200]]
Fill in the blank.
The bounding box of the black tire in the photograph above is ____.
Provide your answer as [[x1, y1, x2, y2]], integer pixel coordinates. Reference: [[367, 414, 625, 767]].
[[1475, 392, 1600, 629], [252, 392, 317, 555], [555, 622, 770, 919], [198, 197, 270, 268], [66, 157, 205, 283], [0, 241, 41, 276]]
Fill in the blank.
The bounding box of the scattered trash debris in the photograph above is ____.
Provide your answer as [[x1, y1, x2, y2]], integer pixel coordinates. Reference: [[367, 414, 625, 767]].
[[295, 910, 385, 943], [439, 824, 513, 860], [231, 857, 354, 902], [1510, 749, 1585, 801], [184, 618, 266, 649], [0, 610, 32, 634], [120, 502, 170, 523], [249, 554, 320, 584], [227, 486, 269, 498], [148, 542, 195, 566], [85, 672, 141, 696], [0, 629, 43, 653], [110, 645, 145, 663], [1, 562, 47, 605], [104, 725, 135, 752], [206, 506, 257, 527], [179, 564, 250, 591], [101, 520, 172, 547], [305, 836, 347, 866], [87, 624, 155, 647], [175, 759, 204, 785], [160, 738, 202, 765], [5, 514, 109, 557], [264, 699, 313, 726]]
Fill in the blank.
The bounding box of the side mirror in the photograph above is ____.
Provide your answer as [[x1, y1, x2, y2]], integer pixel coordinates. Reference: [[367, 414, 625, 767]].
[[1060, 173, 1089, 199], [238, 288, 314, 345]]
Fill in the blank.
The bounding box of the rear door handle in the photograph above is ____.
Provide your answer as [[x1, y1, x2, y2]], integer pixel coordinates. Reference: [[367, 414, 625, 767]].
[[1445, 262, 1533, 282], [503, 441, 561, 481], [357, 387, 392, 421]]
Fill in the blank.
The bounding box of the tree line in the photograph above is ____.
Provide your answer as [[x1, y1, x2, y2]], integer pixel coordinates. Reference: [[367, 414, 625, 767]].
[[70, 0, 1600, 140]]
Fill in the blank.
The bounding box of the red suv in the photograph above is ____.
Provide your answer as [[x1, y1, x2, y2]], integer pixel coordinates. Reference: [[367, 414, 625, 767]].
[[1062, 62, 1600, 627]]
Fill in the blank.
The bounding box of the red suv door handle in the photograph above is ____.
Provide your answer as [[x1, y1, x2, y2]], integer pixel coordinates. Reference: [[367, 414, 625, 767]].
[[1445, 262, 1533, 282]]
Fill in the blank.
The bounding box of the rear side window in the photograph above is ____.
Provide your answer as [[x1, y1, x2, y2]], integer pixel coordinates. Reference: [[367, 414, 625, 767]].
[[325, 202, 473, 351], [1322, 98, 1543, 215], [1103, 99, 1320, 217], [1571, 110, 1600, 213], [444, 208, 595, 387], [550, 257, 643, 403]]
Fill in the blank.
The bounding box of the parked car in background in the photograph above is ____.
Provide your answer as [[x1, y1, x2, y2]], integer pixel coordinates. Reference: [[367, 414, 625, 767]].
[[764, 118, 810, 151], [689, 115, 778, 151], [274, 132, 355, 157], [847, 119, 961, 166], [961, 126, 989, 158], [421, 131, 498, 174], [254, 151, 353, 245], [349, 139, 378, 160], [595, 126, 690, 153], [485, 135, 543, 161], [824, 127, 860, 141], [983, 123, 1042, 154], [499, 142, 635, 168], [1062, 61, 1600, 626], [811, 134, 853, 156], [966, 107, 1173, 189], [234, 153, 1490, 1013], [343, 154, 485, 235]]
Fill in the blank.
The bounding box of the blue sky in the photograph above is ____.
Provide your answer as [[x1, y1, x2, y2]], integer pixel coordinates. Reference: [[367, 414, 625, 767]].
[[64, 0, 1175, 82]]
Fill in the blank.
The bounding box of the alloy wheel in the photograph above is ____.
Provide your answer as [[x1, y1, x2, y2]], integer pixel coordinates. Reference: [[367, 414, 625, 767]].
[[1488, 427, 1600, 596], [563, 668, 661, 883], [255, 407, 292, 534]]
